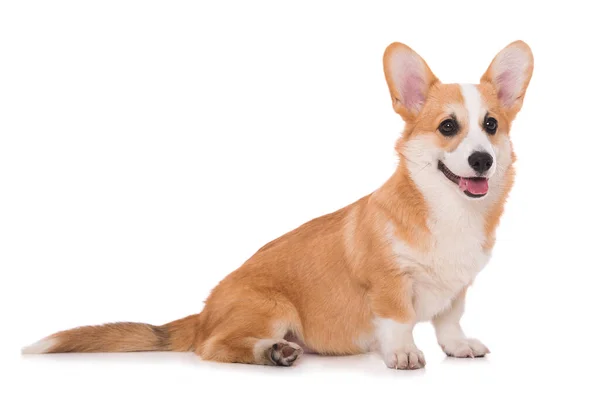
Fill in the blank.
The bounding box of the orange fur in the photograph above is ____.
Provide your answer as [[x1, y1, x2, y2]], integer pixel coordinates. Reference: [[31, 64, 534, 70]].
[[34, 314, 199, 353], [24, 41, 532, 368]]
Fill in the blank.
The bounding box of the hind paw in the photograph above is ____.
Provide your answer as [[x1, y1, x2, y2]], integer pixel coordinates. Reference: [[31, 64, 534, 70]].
[[268, 341, 303, 366]]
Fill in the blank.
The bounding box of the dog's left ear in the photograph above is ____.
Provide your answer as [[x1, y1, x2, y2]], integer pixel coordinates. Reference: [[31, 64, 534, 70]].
[[481, 41, 534, 118]]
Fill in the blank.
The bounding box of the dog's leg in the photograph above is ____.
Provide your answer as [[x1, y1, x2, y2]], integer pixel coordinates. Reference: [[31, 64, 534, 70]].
[[375, 319, 424, 369], [432, 289, 490, 358], [196, 294, 304, 366], [370, 273, 425, 369], [199, 334, 303, 366]]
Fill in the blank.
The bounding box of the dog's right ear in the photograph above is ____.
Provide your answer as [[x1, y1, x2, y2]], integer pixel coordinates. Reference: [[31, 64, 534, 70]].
[[383, 43, 438, 121]]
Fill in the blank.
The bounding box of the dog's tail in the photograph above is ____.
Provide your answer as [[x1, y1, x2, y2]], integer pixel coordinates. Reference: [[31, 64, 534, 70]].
[[21, 313, 200, 354]]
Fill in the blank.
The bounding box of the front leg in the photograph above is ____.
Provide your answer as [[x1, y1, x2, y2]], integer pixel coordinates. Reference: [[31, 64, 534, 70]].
[[370, 273, 425, 369], [432, 289, 490, 358]]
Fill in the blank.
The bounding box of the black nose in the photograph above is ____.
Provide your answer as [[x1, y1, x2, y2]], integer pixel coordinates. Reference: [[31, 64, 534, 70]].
[[468, 151, 493, 174]]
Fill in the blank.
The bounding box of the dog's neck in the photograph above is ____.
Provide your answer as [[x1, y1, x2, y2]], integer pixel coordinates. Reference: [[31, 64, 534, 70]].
[[372, 152, 515, 253]]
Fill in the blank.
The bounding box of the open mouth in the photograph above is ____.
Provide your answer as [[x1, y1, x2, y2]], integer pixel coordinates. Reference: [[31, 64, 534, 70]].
[[438, 161, 489, 198]]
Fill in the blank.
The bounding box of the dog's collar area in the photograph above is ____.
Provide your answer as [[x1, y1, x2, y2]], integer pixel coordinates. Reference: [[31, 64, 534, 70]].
[[437, 161, 488, 198]]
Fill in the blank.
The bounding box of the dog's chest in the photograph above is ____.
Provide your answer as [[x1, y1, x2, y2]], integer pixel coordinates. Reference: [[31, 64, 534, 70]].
[[389, 210, 490, 321]]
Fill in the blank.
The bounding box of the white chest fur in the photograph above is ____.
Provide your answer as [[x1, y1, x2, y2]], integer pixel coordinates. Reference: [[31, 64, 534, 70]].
[[388, 133, 512, 321], [388, 201, 491, 321]]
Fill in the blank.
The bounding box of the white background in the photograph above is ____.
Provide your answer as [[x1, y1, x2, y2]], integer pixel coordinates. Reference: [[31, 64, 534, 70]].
[[2, 1, 599, 399]]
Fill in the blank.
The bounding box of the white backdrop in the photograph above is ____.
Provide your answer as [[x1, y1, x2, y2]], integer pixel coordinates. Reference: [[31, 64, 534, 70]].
[[2, 1, 599, 399]]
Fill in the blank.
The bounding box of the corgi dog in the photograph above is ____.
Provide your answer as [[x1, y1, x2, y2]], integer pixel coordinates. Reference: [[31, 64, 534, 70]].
[[23, 41, 533, 370]]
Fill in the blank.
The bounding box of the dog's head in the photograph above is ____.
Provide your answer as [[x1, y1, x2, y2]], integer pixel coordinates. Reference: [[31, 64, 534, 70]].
[[383, 42, 533, 201]]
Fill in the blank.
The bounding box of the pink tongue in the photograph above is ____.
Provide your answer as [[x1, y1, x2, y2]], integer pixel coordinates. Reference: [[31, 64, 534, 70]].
[[459, 178, 489, 195]]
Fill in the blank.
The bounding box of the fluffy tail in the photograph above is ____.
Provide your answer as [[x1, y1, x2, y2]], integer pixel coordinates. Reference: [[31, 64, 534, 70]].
[[22, 314, 200, 354]]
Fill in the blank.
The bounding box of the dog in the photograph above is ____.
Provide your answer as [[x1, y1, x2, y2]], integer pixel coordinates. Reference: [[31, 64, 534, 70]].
[[23, 41, 533, 370]]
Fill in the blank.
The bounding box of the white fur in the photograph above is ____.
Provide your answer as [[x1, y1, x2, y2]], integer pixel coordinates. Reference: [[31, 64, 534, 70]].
[[354, 332, 376, 352], [433, 293, 466, 343], [374, 318, 424, 369], [374, 318, 415, 353], [386, 214, 488, 321], [383, 84, 513, 323], [433, 294, 490, 357], [389, 135, 492, 322], [21, 337, 57, 354], [272, 320, 291, 338], [442, 84, 496, 178]]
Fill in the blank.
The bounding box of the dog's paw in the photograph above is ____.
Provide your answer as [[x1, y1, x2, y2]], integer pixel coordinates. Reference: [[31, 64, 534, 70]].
[[382, 346, 426, 370], [268, 341, 303, 366], [440, 338, 490, 358]]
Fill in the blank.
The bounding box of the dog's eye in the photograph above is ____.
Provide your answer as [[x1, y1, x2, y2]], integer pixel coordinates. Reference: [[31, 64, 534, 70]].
[[484, 117, 498, 134], [438, 119, 458, 136]]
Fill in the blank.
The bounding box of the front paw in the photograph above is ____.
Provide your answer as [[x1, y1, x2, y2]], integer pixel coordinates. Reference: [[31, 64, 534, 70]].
[[440, 338, 490, 358], [382, 346, 426, 370]]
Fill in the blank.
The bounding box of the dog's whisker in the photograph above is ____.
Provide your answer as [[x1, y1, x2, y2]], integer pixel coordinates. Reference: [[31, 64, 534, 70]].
[[400, 154, 432, 176]]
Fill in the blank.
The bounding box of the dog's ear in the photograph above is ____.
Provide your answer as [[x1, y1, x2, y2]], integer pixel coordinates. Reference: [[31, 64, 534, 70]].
[[383, 43, 438, 121], [481, 41, 534, 119]]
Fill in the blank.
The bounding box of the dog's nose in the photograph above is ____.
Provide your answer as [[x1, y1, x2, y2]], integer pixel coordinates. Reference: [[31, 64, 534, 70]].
[[468, 151, 493, 174]]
